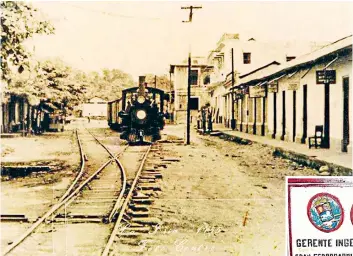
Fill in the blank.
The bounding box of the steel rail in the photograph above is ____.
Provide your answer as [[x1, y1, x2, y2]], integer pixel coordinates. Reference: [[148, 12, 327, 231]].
[[85, 127, 116, 158], [58, 129, 85, 202], [85, 128, 128, 223], [101, 145, 152, 256], [2, 128, 127, 256], [2, 158, 114, 256]]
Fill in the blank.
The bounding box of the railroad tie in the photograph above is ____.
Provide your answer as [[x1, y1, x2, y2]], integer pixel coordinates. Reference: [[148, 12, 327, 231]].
[[131, 198, 154, 205], [128, 204, 149, 212], [127, 209, 150, 218], [132, 217, 161, 225], [137, 183, 161, 191]]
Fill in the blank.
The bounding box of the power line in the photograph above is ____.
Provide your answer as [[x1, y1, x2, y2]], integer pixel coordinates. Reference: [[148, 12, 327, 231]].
[[62, 3, 163, 21]]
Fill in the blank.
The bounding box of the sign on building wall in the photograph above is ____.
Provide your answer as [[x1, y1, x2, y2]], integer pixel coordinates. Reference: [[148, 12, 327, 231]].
[[249, 84, 266, 98], [316, 70, 336, 84], [286, 177, 353, 256], [234, 88, 243, 100], [268, 81, 278, 93], [287, 80, 300, 91]]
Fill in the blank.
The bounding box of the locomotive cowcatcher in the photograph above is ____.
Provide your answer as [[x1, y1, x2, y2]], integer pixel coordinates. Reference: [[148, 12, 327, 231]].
[[119, 77, 165, 144]]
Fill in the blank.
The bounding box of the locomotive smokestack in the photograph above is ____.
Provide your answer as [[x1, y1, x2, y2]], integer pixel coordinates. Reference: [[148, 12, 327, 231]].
[[138, 76, 147, 95], [139, 76, 146, 85]]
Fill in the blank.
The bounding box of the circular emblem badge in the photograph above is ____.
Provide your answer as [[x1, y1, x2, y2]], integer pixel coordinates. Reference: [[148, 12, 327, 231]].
[[350, 205, 353, 225], [307, 193, 344, 233]]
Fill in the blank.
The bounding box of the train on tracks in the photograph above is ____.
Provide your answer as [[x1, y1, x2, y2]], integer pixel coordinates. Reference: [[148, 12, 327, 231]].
[[107, 77, 166, 143]]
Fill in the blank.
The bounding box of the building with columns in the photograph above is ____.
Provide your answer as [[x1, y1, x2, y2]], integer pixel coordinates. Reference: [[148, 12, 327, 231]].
[[206, 33, 309, 127], [225, 35, 352, 153]]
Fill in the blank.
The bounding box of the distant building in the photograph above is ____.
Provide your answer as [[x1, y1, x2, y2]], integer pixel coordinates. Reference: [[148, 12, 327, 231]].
[[169, 56, 214, 124], [82, 97, 107, 117]]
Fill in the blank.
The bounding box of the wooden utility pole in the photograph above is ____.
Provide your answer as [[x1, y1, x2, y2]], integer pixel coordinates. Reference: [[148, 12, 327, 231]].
[[153, 75, 157, 100], [231, 48, 236, 130], [181, 5, 202, 145], [169, 71, 173, 122]]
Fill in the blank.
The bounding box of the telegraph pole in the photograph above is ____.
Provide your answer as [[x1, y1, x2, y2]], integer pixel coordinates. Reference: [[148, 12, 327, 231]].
[[169, 71, 173, 122], [231, 48, 236, 130], [153, 75, 157, 100], [181, 5, 202, 145]]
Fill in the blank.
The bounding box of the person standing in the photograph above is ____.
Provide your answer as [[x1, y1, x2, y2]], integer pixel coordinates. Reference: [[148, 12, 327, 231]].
[[202, 107, 206, 134], [207, 108, 213, 132], [197, 110, 201, 130]]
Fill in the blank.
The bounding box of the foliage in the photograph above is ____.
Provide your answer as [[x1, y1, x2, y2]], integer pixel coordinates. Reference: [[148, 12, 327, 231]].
[[1, 1, 54, 82], [37, 59, 87, 110], [8, 58, 86, 111], [2, 2, 137, 113], [144, 74, 173, 92], [83, 69, 135, 101]]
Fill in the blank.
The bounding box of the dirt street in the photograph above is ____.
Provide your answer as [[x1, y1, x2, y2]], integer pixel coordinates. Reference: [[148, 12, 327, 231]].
[[1, 123, 318, 255], [137, 125, 318, 256]]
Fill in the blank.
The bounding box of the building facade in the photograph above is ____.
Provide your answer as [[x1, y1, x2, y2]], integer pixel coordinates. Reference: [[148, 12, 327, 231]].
[[206, 33, 298, 126], [225, 35, 352, 153], [170, 57, 213, 124], [82, 97, 107, 117]]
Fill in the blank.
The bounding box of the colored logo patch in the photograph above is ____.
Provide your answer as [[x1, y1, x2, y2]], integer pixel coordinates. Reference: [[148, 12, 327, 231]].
[[351, 205, 353, 225], [307, 193, 344, 233]]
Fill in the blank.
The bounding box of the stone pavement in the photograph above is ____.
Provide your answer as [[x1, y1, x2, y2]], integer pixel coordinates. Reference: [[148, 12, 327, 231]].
[[207, 124, 352, 175]]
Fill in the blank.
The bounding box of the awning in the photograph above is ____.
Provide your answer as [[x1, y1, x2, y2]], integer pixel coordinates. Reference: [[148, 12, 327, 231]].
[[324, 56, 338, 70], [268, 74, 286, 84]]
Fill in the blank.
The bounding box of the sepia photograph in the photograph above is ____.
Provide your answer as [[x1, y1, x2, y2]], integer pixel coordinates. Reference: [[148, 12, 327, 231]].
[[1, 1, 353, 255]]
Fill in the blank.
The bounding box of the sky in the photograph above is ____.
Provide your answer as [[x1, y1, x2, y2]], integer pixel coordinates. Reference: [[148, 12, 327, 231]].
[[27, 1, 353, 78]]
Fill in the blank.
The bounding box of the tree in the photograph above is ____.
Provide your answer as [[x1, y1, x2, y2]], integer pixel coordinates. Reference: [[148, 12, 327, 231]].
[[145, 74, 173, 92], [37, 59, 87, 110], [83, 69, 135, 101], [1, 1, 54, 82], [9, 58, 87, 108]]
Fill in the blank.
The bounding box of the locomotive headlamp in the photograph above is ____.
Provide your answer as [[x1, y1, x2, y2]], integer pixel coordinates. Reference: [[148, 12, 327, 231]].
[[136, 110, 147, 120], [137, 96, 145, 104]]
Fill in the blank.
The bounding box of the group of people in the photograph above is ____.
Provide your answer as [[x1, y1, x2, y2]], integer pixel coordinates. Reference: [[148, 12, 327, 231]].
[[197, 107, 213, 133]]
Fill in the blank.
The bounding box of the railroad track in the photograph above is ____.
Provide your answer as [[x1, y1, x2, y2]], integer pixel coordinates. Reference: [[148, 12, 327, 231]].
[[102, 143, 168, 256], [54, 130, 125, 224], [2, 128, 127, 256], [3, 128, 173, 256]]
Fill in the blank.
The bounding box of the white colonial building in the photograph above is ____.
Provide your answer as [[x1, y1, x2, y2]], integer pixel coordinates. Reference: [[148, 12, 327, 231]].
[[225, 35, 352, 153], [206, 33, 309, 126], [82, 97, 107, 117]]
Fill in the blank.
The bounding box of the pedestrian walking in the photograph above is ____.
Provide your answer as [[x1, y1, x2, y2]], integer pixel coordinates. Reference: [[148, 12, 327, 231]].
[[88, 113, 91, 123]]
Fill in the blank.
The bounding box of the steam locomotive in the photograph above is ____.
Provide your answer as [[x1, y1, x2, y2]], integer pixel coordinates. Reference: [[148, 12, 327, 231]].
[[107, 77, 165, 144]]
